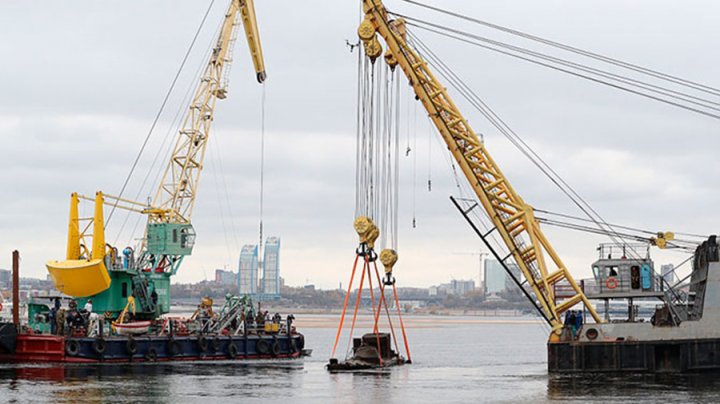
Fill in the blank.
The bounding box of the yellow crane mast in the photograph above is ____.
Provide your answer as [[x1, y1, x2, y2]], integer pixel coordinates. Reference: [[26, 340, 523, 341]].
[[153, 0, 266, 224], [357, 0, 602, 337]]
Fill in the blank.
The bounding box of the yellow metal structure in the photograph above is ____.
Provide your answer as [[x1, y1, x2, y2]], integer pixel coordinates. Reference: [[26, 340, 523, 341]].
[[152, 0, 267, 224], [359, 0, 602, 336], [47, 192, 111, 297], [114, 295, 137, 329]]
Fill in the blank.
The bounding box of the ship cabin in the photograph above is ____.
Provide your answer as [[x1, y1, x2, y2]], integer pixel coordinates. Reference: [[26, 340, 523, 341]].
[[580, 243, 668, 322]]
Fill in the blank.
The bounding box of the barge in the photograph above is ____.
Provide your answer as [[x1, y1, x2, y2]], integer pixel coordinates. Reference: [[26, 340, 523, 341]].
[[549, 237, 720, 373], [0, 252, 307, 364]]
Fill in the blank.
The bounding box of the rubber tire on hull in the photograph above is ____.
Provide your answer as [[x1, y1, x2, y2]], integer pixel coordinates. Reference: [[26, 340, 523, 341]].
[[212, 336, 221, 352], [146, 347, 157, 361], [290, 338, 298, 353], [257, 339, 270, 355], [126, 337, 138, 355], [65, 339, 80, 356], [228, 343, 238, 358], [197, 336, 209, 352], [93, 338, 106, 355], [271, 340, 281, 357], [168, 339, 181, 356]]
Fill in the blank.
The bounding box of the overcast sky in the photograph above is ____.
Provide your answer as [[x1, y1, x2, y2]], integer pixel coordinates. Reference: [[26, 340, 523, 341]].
[[0, 0, 718, 289]]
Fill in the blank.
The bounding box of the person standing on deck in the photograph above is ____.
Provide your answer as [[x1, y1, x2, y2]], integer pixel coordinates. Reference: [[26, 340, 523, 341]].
[[84, 299, 93, 313]]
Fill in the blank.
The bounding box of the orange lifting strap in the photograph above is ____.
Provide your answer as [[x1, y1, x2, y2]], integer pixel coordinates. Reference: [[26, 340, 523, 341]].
[[330, 251, 412, 364]]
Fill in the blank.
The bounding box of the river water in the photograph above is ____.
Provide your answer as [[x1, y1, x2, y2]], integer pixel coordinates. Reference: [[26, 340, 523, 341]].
[[1, 315, 720, 403]]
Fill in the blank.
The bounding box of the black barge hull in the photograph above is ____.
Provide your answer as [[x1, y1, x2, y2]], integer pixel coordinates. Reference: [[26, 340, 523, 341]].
[[549, 339, 720, 372], [0, 329, 307, 363]]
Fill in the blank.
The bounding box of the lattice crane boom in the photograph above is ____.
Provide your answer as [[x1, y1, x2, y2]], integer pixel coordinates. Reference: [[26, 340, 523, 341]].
[[153, 0, 266, 224], [359, 0, 602, 336]]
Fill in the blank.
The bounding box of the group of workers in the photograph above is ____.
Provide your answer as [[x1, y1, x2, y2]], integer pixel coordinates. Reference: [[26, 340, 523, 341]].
[[242, 310, 294, 334], [47, 297, 94, 336]]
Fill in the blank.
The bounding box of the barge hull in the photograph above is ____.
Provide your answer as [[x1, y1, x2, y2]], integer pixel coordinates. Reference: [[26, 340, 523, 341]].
[[549, 338, 720, 373], [0, 332, 305, 363]]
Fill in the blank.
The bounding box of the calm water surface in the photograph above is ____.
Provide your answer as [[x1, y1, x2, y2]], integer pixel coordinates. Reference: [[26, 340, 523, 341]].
[[1, 316, 719, 403]]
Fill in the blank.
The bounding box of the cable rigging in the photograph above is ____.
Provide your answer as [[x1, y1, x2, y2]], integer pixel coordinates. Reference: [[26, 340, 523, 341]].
[[397, 17, 720, 120], [398, 0, 720, 97]]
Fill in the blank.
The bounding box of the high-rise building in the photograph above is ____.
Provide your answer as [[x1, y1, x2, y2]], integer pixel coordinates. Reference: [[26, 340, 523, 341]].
[[261, 237, 281, 298], [484, 259, 506, 294], [238, 244, 258, 295]]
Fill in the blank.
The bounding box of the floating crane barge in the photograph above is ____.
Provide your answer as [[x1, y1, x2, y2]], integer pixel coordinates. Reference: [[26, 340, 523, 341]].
[[0, 252, 307, 363], [0, 0, 308, 364]]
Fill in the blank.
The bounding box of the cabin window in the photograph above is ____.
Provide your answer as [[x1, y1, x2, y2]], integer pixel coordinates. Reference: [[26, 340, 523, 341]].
[[122, 282, 128, 298], [173, 229, 178, 244], [605, 266, 618, 277]]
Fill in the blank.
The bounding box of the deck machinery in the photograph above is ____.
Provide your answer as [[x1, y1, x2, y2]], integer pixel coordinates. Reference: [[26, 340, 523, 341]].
[[359, 0, 716, 372]]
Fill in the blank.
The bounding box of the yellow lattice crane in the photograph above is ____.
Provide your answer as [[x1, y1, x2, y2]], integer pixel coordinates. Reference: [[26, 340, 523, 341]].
[[47, 0, 266, 318], [357, 0, 602, 338], [153, 0, 265, 224]]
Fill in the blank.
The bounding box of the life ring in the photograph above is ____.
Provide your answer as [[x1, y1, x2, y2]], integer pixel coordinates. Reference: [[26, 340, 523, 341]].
[[271, 340, 281, 357], [228, 343, 238, 358], [605, 276, 619, 290], [211, 336, 221, 352], [65, 339, 80, 356], [126, 337, 138, 355], [145, 347, 157, 361], [197, 336, 209, 352], [256, 339, 270, 355], [167, 339, 181, 356], [92, 338, 106, 355]]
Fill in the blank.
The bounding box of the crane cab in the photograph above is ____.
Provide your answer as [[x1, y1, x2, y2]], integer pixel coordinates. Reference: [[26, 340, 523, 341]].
[[584, 243, 664, 299], [146, 223, 196, 256]]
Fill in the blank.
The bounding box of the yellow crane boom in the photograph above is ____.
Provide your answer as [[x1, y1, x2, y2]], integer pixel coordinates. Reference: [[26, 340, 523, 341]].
[[358, 0, 601, 336], [153, 0, 266, 224]]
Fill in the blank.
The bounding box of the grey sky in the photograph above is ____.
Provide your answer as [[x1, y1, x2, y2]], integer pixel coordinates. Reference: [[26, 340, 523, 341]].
[[0, 0, 718, 289]]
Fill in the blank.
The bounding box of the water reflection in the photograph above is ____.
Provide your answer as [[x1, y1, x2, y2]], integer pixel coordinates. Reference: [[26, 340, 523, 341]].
[[547, 372, 720, 401], [0, 361, 306, 403]]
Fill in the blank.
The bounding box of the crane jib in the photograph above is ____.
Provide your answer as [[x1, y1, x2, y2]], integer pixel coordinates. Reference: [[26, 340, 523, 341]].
[[360, 0, 602, 334]]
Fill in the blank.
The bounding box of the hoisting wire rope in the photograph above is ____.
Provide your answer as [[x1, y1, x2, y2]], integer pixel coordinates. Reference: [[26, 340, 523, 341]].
[[106, 0, 217, 228], [259, 83, 267, 260], [401, 19, 720, 121], [405, 30, 655, 262], [397, 0, 720, 97], [208, 141, 235, 263]]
